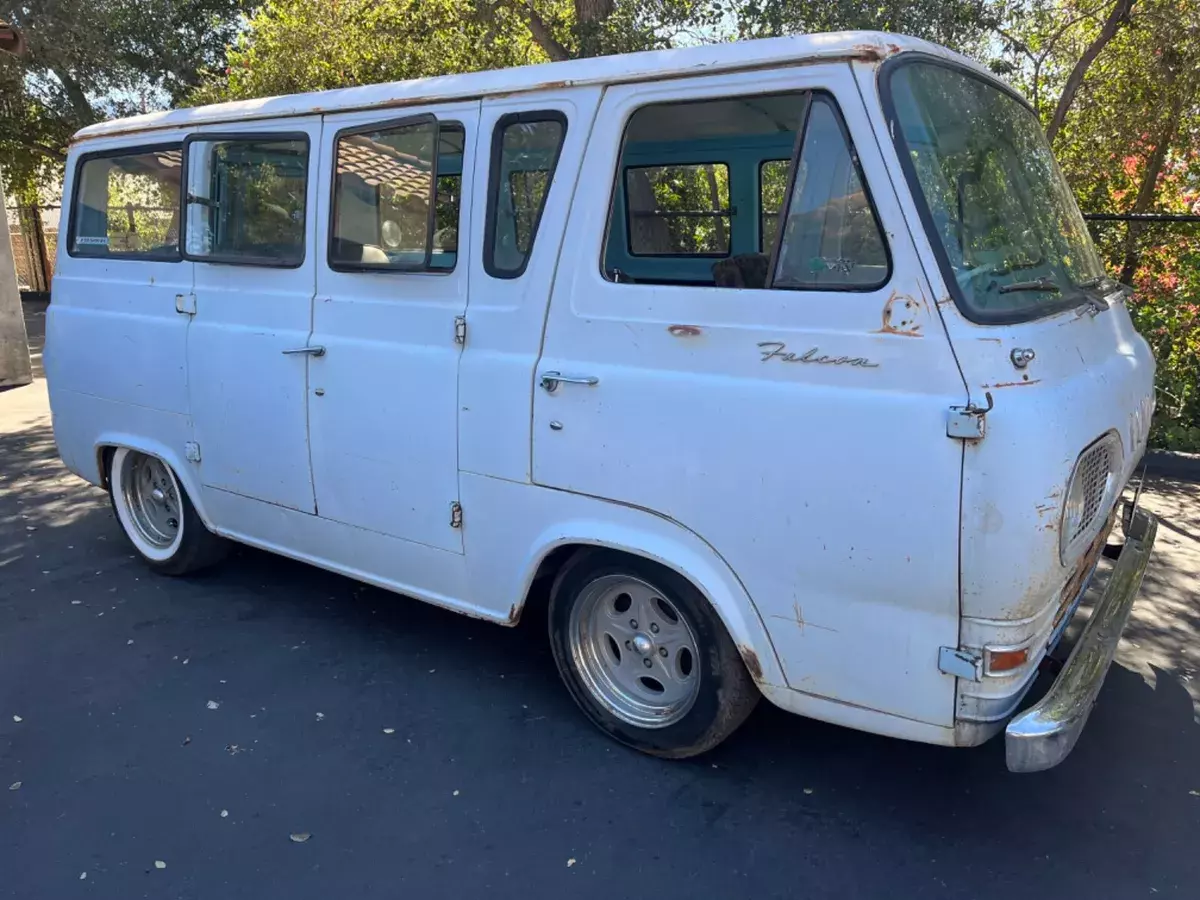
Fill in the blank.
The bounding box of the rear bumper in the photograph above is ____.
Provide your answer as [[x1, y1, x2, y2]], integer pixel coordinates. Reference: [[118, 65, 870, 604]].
[[1005, 507, 1157, 773]]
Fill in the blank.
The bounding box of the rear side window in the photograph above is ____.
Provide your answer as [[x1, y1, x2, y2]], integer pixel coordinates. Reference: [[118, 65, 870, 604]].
[[626, 164, 730, 257], [184, 135, 308, 267], [70, 146, 182, 259], [485, 112, 567, 278]]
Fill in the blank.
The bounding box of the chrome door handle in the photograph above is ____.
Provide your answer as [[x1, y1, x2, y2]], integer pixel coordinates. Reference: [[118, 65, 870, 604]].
[[282, 345, 326, 357], [540, 371, 599, 393]]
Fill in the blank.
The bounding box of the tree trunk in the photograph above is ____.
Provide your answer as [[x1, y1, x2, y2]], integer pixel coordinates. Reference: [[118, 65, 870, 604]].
[[1045, 0, 1135, 145], [519, 3, 571, 61], [575, 0, 615, 25], [51, 66, 98, 126]]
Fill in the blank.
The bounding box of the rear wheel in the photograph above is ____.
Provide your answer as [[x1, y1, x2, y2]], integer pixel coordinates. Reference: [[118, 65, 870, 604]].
[[108, 448, 226, 575], [548, 550, 759, 758]]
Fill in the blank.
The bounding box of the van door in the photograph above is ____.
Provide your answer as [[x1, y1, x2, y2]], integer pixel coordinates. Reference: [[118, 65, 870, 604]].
[[531, 67, 966, 726], [306, 103, 480, 552], [183, 119, 322, 513]]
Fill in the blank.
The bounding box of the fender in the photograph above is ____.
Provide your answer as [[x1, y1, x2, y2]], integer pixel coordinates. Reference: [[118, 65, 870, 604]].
[[460, 474, 787, 689], [526, 522, 784, 687], [91, 432, 215, 531]]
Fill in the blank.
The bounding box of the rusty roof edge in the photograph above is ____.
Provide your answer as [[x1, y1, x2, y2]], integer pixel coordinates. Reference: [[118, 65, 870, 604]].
[[71, 32, 992, 146]]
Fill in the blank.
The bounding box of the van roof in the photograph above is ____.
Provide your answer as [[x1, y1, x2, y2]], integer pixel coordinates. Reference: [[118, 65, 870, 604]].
[[74, 31, 988, 144]]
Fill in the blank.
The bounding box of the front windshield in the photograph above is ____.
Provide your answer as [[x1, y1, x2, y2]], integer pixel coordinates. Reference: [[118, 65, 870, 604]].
[[887, 60, 1109, 322]]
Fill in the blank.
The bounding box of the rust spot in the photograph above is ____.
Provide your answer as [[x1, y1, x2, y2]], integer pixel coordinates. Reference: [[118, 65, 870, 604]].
[[667, 324, 702, 338], [739, 646, 763, 682], [852, 42, 901, 62], [983, 379, 1041, 389], [874, 291, 925, 337]]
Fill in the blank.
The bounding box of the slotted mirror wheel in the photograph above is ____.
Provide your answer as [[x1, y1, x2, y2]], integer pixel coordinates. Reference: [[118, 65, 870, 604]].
[[548, 550, 760, 758]]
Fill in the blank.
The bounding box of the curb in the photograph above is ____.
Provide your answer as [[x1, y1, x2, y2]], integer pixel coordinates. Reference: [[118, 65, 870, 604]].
[[1143, 450, 1200, 483]]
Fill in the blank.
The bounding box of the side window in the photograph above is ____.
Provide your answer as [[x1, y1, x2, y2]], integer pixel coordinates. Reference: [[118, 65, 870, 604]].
[[69, 146, 182, 259], [772, 96, 889, 289], [330, 117, 464, 272], [602, 90, 888, 290], [485, 112, 567, 278], [184, 135, 308, 266], [626, 164, 730, 256]]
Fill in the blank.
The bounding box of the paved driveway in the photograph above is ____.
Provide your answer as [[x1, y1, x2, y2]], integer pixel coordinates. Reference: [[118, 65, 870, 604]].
[[2, 302, 1198, 898]]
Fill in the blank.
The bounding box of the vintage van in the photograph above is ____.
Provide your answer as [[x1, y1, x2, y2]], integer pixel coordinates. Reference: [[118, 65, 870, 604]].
[[46, 31, 1158, 771]]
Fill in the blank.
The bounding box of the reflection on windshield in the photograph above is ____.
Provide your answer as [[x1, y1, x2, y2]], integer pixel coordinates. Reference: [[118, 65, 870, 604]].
[[888, 61, 1108, 320]]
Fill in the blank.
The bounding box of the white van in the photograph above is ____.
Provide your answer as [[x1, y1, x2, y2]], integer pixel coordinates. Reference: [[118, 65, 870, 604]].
[[46, 32, 1158, 771]]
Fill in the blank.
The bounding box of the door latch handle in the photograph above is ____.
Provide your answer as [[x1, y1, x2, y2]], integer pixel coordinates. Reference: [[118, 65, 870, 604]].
[[540, 371, 599, 393], [282, 345, 326, 357]]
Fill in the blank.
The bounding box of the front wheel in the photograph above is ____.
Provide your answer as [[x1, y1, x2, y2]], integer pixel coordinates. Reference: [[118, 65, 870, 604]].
[[548, 550, 759, 758], [108, 448, 227, 575]]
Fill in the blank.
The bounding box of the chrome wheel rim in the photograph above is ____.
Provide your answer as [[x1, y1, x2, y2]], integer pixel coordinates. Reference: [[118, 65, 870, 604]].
[[119, 452, 181, 549], [568, 574, 701, 728]]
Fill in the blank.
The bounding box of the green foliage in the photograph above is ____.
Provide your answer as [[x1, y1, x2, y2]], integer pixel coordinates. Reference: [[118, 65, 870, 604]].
[[0, 0, 248, 196]]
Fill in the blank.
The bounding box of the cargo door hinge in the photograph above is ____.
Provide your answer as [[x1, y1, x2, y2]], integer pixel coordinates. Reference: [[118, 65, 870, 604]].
[[449, 501, 463, 529], [947, 391, 993, 441], [175, 293, 197, 317], [184, 441, 202, 463], [939, 646, 982, 681], [454, 316, 466, 345]]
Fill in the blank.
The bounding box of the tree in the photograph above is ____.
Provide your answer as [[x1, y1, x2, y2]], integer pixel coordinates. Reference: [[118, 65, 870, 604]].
[[0, 0, 249, 196]]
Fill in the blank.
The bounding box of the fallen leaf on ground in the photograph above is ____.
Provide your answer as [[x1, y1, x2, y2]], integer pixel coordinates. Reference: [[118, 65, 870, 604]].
[[12, 715, 21, 723], [315, 712, 324, 721], [206, 701, 220, 710], [154, 861, 166, 869], [803, 788, 813, 795], [382, 728, 395, 735], [289, 833, 311, 843], [182, 736, 191, 746], [453, 790, 460, 796], [79, 873, 86, 881], [1190, 790, 1199, 797], [220, 810, 229, 818], [71, 600, 81, 605], [8, 782, 20, 791], [567, 858, 576, 868], [126, 640, 134, 645]]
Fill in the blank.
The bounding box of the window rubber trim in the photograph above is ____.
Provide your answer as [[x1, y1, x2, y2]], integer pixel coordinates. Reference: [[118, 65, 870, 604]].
[[877, 53, 1083, 325], [180, 130, 311, 269], [66, 141, 185, 263], [483, 110, 568, 280]]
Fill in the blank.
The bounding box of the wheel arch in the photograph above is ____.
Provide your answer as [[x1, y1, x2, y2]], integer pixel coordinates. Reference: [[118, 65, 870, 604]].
[[513, 520, 785, 689], [93, 434, 214, 530]]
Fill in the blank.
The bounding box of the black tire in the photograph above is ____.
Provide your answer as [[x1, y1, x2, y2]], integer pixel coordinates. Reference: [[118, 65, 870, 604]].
[[548, 549, 760, 758], [107, 447, 228, 576]]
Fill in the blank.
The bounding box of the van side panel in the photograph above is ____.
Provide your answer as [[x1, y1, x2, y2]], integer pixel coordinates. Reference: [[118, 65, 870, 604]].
[[47, 134, 195, 489]]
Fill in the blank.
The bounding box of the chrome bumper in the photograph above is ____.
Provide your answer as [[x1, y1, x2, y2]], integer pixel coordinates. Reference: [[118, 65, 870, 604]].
[[1005, 508, 1157, 773]]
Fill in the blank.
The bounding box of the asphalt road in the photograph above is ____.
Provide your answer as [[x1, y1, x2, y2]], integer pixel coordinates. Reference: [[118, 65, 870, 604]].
[[3, 302, 1199, 899]]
